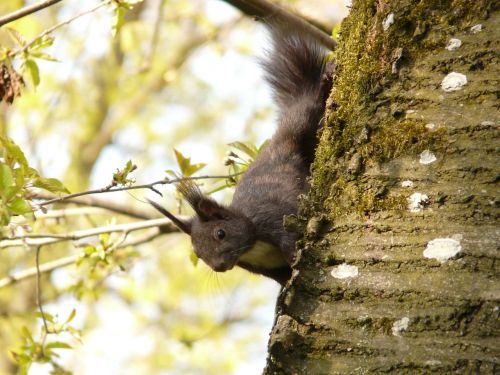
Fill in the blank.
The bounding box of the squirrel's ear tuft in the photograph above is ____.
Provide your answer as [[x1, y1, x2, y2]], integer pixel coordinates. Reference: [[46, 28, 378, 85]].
[[197, 198, 227, 221], [147, 199, 192, 235], [177, 179, 204, 207], [177, 179, 228, 221]]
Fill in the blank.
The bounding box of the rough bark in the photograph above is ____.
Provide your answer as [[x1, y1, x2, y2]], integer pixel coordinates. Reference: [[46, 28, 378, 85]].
[[265, 0, 499, 374]]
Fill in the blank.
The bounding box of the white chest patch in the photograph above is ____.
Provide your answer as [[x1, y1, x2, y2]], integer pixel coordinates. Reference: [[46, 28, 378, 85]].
[[239, 241, 287, 269]]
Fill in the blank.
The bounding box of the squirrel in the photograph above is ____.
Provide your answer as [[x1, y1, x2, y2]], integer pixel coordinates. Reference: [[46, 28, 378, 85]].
[[149, 24, 333, 285]]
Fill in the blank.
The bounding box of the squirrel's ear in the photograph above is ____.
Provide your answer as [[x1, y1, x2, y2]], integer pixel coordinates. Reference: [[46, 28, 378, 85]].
[[177, 179, 228, 221], [147, 199, 192, 235], [196, 198, 227, 221]]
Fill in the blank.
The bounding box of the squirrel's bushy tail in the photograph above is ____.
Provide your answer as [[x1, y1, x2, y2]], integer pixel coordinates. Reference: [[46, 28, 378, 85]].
[[261, 24, 330, 108]]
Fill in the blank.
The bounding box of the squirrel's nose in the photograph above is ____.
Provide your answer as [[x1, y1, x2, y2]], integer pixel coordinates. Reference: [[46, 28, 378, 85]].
[[213, 261, 229, 272]]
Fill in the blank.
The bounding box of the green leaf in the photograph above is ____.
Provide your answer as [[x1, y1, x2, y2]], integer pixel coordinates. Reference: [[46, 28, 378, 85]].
[[112, 6, 126, 37], [66, 326, 83, 342], [45, 342, 72, 350], [173, 149, 206, 176], [34, 311, 55, 323], [47, 323, 63, 334], [124, 160, 135, 174], [3, 188, 20, 204], [99, 233, 110, 247], [10, 351, 31, 366], [164, 169, 177, 177], [30, 50, 58, 62], [14, 168, 26, 188], [24, 59, 40, 87], [97, 249, 106, 260], [113, 160, 137, 185], [33, 177, 70, 194], [5, 28, 26, 47], [0, 137, 29, 170], [1, 205, 11, 226], [0, 163, 14, 193], [228, 141, 258, 160], [65, 308, 76, 324], [26, 166, 41, 178], [189, 250, 199, 267], [0, 47, 8, 61], [7, 197, 31, 215], [29, 35, 54, 51], [122, 0, 144, 6], [206, 183, 231, 195], [84, 245, 96, 255], [20, 326, 34, 343]]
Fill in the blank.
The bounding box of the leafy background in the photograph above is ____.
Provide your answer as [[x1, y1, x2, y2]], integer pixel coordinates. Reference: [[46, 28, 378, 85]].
[[0, 0, 345, 373]]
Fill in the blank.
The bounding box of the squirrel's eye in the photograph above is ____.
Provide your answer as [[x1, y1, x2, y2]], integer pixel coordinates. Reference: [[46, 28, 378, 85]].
[[215, 229, 226, 240]]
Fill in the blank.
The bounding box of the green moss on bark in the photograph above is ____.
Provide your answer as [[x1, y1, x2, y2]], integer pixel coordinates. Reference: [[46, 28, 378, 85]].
[[307, 0, 495, 221], [266, 1, 499, 374]]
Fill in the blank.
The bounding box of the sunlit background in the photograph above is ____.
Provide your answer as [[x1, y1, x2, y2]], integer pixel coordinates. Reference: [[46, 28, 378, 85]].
[[0, 0, 346, 374]]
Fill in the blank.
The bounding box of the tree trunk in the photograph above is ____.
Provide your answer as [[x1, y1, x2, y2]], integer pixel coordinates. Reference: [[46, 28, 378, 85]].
[[265, 0, 499, 373]]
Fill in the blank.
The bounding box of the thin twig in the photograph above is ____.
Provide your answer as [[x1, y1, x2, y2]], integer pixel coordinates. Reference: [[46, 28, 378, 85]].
[[32, 193, 157, 220], [8, 0, 112, 57], [0, 0, 63, 27], [36, 173, 242, 207], [35, 207, 110, 219], [220, 0, 336, 50], [140, 0, 165, 71], [35, 246, 52, 334], [0, 229, 163, 289], [0, 218, 177, 249]]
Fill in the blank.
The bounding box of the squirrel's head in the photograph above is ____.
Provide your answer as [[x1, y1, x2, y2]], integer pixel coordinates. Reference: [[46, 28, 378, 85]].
[[148, 180, 256, 272]]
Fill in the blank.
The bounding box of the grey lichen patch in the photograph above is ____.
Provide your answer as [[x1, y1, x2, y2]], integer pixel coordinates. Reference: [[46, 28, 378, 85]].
[[392, 316, 410, 336], [383, 13, 395, 31], [441, 72, 467, 91], [446, 38, 462, 51], [330, 263, 359, 279], [408, 192, 429, 212], [423, 238, 462, 262], [401, 180, 414, 188], [470, 24, 484, 33], [419, 149, 437, 165]]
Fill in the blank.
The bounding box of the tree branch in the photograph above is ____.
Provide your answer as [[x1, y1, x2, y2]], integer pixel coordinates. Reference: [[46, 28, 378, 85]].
[[0, 253, 75, 289], [0, 229, 164, 288], [35, 246, 53, 334], [140, 0, 166, 71], [33, 192, 157, 220], [220, 0, 336, 50], [34, 172, 241, 207], [0, 218, 177, 249], [0, 0, 63, 27], [35, 207, 112, 219], [8, 0, 112, 57]]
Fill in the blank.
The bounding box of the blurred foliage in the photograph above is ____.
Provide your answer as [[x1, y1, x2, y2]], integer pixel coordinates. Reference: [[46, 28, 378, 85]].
[[0, 0, 341, 374], [11, 310, 80, 375], [0, 136, 68, 227], [0, 0, 279, 373]]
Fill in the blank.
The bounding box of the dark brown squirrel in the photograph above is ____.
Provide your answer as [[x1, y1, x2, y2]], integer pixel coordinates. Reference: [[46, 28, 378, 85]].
[[149, 24, 333, 285]]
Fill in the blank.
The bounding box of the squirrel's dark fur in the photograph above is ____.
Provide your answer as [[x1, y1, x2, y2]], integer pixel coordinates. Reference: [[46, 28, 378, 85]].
[[149, 24, 332, 285]]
